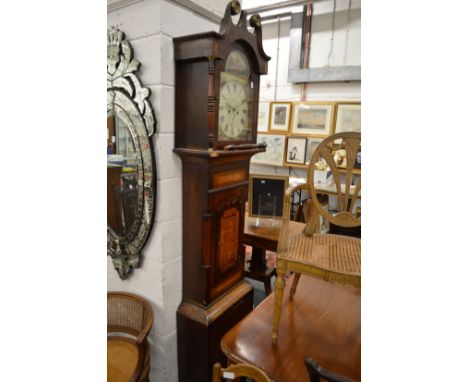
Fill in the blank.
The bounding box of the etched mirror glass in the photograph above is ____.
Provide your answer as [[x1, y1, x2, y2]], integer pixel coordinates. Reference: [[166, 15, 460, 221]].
[[107, 26, 157, 280]]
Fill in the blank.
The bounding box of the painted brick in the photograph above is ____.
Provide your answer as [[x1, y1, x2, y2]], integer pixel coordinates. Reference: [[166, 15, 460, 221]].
[[156, 177, 182, 223], [151, 85, 176, 134], [154, 133, 182, 180], [108, 0, 162, 40], [160, 0, 218, 38]]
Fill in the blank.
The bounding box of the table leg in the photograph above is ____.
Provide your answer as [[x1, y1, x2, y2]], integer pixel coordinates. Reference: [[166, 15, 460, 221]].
[[248, 246, 267, 271]]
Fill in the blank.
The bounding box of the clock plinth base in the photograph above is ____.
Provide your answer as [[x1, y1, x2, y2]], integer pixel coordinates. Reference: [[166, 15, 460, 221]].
[[176, 281, 253, 382]]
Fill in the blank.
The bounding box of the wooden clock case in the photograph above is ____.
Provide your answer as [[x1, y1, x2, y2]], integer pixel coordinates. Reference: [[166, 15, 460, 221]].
[[173, 2, 270, 381]]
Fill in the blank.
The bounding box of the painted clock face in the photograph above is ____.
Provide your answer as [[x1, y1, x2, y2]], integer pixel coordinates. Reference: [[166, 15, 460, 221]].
[[218, 50, 252, 142]]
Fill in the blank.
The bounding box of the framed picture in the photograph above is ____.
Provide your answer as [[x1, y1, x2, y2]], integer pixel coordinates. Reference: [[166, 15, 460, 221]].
[[269, 102, 292, 132], [305, 137, 323, 165], [291, 102, 334, 136], [249, 174, 289, 218], [251, 133, 286, 167], [285, 136, 307, 165], [335, 103, 361, 133], [257, 101, 270, 132]]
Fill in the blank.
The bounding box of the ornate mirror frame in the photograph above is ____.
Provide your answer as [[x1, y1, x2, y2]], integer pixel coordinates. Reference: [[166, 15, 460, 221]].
[[107, 26, 157, 280]]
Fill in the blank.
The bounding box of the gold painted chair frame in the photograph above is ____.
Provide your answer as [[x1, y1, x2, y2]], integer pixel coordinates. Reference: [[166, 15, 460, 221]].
[[272, 132, 361, 343]]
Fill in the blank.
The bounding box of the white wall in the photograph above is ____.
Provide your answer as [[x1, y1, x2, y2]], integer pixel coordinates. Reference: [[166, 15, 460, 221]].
[[249, 0, 361, 179], [107, 1, 218, 381]]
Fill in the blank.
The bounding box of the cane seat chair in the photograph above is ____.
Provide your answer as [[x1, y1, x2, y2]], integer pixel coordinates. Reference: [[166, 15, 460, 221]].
[[272, 132, 361, 343], [212, 362, 272, 382], [108, 292, 154, 382]]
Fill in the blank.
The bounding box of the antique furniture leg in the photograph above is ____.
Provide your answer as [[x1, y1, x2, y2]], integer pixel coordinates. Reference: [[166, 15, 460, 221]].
[[272, 260, 286, 344], [289, 273, 301, 300]]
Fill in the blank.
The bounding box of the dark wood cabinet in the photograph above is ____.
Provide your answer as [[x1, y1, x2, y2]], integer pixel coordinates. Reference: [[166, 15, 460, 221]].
[[173, 2, 270, 381]]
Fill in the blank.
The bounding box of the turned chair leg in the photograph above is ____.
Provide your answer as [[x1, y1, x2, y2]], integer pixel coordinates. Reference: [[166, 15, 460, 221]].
[[272, 261, 286, 344], [289, 273, 301, 300]]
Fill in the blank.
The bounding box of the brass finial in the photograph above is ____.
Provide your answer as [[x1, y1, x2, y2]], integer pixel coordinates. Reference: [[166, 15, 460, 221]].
[[230, 1, 241, 15], [249, 14, 262, 28]]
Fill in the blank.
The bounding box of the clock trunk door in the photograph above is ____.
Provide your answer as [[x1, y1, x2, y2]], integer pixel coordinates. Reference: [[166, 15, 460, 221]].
[[208, 185, 247, 302]]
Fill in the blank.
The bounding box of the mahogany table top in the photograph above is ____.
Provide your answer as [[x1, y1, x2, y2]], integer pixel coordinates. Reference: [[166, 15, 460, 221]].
[[244, 214, 306, 252], [221, 274, 361, 382]]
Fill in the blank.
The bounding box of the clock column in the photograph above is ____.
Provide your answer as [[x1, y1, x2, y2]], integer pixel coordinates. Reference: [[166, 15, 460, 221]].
[[173, 2, 270, 381]]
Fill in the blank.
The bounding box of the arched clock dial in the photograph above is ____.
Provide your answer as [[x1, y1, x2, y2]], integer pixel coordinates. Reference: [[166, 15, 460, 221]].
[[219, 77, 248, 139], [218, 49, 252, 142]]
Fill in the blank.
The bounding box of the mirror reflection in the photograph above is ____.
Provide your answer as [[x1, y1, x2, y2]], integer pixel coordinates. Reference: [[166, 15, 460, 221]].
[[107, 114, 140, 236]]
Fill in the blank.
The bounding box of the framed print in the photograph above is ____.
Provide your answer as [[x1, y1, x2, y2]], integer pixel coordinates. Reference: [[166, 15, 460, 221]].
[[335, 103, 361, 133], [285, 136, 307, 165], [305, 137, 323, 165], [249, 174, 289, 218], [257, 101, 270, 132], [291, 102, 334, 136], [269, 102, 292, 132], [251, 134, 286, 166]]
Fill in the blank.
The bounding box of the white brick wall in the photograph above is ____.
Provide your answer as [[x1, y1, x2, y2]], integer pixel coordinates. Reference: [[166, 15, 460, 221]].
[[108, 1, 217, 381]]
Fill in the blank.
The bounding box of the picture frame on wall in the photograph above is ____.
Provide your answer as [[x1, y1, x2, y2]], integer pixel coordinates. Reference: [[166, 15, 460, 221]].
[[305, 137, 323, 165], [269, 102, 292, 132], [285, 136, 307, 165], [248, 174, 289, 219], [335, 103, 361, 133], [291, 102, 334, 136], [251, 133, 286, 167], [257, 101, 270, 132]]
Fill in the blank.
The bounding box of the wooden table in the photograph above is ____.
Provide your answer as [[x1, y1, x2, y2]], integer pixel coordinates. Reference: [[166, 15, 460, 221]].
[[243, 214, 305, 295], [221, 274, 361, 382]]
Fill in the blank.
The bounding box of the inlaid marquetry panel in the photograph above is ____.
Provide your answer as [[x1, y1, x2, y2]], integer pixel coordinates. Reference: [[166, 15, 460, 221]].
[[218, 207, 240, 273]]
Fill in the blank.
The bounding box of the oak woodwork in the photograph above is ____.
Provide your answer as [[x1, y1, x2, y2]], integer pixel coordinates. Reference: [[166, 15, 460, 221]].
[[174, 3, 270, 381], [221, 275, 361, 382]]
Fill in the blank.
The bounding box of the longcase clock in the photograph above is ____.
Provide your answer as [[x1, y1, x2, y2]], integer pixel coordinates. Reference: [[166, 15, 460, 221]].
[[173, 2, 270, 381]]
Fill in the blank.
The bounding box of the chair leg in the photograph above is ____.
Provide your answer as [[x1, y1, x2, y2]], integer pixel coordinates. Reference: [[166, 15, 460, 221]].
[[289, 273, 301, 300], [272, 261, 286, 344]]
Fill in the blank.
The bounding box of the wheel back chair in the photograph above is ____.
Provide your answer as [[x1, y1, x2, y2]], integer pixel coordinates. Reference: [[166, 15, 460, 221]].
[[272, 132, 361, 343], [108, 292, 154, 382], [212, 362, 272, 382]]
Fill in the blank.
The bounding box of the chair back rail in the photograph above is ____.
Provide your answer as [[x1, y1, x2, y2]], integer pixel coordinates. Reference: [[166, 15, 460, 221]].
[[307, 132, 361, 228]]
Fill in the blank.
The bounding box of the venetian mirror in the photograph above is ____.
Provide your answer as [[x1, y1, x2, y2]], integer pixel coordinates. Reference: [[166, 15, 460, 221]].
[[107, 26, 157, 280]]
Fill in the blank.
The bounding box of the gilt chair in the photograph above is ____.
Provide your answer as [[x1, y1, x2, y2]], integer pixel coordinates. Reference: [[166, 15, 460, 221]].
[[305, 358, 354, 382], [212, 362, 272, 382], [272, 132, 361, 343], [108, 292, 154, 382]]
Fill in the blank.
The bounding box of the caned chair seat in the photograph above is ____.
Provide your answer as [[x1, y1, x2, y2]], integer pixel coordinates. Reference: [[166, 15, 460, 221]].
[[108, 292, 153, 382], [272, 132, 361, 343], [108, 338, 140, 382], [284, 233, 360, 281]]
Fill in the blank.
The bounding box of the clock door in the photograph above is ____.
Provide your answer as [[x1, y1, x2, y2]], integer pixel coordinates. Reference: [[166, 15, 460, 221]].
[[208, 185, 247, 302], [217, 49, 253, 143]]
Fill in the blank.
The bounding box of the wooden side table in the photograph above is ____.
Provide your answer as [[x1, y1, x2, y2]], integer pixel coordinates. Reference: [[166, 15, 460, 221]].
[[243, 213, 305, 295]]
